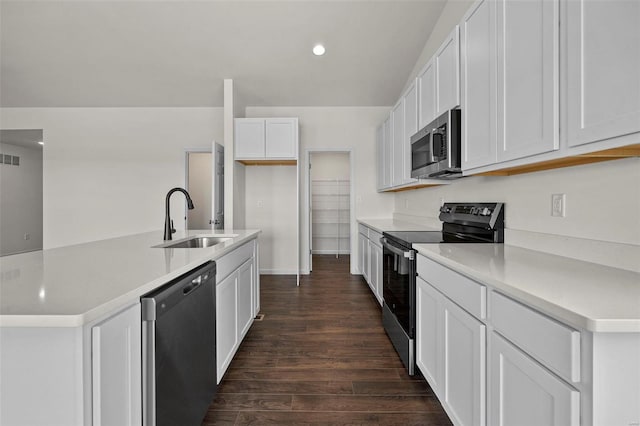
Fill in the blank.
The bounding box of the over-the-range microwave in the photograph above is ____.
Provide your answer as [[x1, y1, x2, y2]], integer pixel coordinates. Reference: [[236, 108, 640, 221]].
[[410, 109, 462, 180]]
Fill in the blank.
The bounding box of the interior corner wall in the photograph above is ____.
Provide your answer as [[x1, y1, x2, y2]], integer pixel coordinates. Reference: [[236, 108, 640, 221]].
[[0, 107, 224, 249], [244, 106, 394, 275], [0, 142, 43, 255]]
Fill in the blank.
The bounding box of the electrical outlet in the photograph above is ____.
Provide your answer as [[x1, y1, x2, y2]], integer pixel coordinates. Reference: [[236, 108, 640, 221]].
[[257, 200, 263, 208], [23, 233, 30, 240], [551, 194, 566, 217]]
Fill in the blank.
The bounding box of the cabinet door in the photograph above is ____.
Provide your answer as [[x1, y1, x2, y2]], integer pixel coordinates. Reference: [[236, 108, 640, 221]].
[[216, 272, 237, 383], [382, 116, 392, 188], [91, 304, 142, 426], [376, 124, 384, 190], [496, 0, 559, 162], [489, 332, 580, 426], [391, 99, 405, 187], [436, 26, 461, 114], [235, 119, 265, 159], [565, 0, 640, 147], [443, 298, 486, 426], [461, 0, 497, 170], [252, 241, 260, 316], [403, 81, 419, 185], [418, 59, 437, 129], [416, 277, 443, 396], [237, 259, 254, 341], [265, 118, 297, 158], [358, 233, 367, 279], [370, 243, 383, 306]]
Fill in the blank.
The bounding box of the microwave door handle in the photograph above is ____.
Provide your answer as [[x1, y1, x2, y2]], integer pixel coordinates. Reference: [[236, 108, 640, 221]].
[[431, 129, 442, 161]]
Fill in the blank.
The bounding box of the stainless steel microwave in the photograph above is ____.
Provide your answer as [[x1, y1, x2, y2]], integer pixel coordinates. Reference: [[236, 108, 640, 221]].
[[410, 109, 462, 179]]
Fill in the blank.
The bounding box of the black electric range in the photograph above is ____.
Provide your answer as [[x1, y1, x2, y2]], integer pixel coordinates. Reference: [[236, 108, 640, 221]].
[[381, 202, 504, 375]]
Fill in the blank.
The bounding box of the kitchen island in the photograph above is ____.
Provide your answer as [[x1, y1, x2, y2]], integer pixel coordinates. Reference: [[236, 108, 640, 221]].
[[0, 229, 260, 426]]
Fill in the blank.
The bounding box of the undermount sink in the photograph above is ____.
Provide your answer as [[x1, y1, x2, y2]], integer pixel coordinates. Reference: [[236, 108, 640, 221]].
[[155, 236, 233, 249]]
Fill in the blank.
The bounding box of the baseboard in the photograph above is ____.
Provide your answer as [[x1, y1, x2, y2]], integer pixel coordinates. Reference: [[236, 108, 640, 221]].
[[259, 269, 298, 275]]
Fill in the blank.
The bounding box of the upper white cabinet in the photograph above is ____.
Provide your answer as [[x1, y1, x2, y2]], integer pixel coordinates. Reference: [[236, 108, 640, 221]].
[[403, 81, 419, 186], [235, 118, 298, 160], [418, 59, 437, 129], [391, 99, 405, 187], [419, 26, 461, 129], [436, 26, 461, 115], [462, 0, 558, 170], [496, 0, 559, 162], [564, 0, 640, 148], [382, 115, 392, 189], [376, 124, 384, 190], [461, 0, 496, 169]]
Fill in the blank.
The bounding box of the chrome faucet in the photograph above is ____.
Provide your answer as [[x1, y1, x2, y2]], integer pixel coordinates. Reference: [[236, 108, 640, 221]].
[[164, 187, 195, 241]]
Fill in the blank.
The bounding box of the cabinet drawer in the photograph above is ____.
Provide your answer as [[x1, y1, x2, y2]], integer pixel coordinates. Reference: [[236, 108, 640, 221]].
[[369, 230, 383, 248], [491, 291, 581, 383], [358, 224, 369, 238], [417, 255, 486, 320], [217, 240, 255, 283]]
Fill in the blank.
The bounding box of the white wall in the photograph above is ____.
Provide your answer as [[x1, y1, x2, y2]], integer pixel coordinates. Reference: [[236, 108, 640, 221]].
[[0, 107, 223, 248], [0, 142, 43, 255], [311, 152, 350, 180], [245, 106, 394, 274], [244, 165, 297, 273]]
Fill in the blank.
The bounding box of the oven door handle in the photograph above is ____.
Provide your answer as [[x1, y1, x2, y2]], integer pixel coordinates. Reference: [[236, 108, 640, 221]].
[[381, 238, 414, 260]]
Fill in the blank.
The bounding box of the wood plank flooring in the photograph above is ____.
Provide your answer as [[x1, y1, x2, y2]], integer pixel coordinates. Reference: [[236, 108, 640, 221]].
[[203, 255, 452, 425]]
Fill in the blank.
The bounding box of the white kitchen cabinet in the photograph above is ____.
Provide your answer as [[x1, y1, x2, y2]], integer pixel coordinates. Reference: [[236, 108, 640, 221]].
[[91, 303, 142, 426], [461, 0, 496, 170], [376, 124, 384, 190], [495, 0, 559, 162], [391, 99, 405, 187], [418, 27, 460, 130], [443, 297, 486, 426], [382, 116, 392, 189], [216, 271, 237, 383], [564, 0, 640, 148], [216, 239, 259, 383], [403, 81, 419, 186], [489, 332, 580, 426], [368, 234, 383, 306], [436, 26, 461, 114], [416, 255, 486, 426], [235, 117, 298, 160], [359, 232, 370, 283], [416, 276, 443, 395], [418, 59, 437, 129], [462, 0, 558, 171]]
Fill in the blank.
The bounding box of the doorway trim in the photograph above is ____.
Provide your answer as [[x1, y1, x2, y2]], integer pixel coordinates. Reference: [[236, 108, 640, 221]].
[[304, 148, 355, 274], [184, 147, 212, 230]]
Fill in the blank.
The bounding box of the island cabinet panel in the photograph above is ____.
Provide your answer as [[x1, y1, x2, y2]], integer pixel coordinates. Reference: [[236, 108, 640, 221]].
[[565, 0, 640, 148], [489, 332, 580, 426], [416, 276, 444, 395], [216, 271, 238, 383], [91, 303, 142, 426], [215, 239, 259, 383]]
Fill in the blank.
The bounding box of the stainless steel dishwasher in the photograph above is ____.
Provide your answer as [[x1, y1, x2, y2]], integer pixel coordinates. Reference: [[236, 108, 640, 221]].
[[141, 261, 217, 426]]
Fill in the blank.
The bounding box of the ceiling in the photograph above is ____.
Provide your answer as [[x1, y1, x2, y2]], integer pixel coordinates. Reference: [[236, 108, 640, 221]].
[[0, 129, 43, 149], [0, 0, 446, 108]]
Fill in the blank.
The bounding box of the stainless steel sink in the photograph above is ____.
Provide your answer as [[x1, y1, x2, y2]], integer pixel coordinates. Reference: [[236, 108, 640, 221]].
[[155, 236, 233, 249]]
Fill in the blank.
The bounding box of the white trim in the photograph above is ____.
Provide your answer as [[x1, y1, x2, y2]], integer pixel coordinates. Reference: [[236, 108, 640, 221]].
[[260, 269, 300, 275]]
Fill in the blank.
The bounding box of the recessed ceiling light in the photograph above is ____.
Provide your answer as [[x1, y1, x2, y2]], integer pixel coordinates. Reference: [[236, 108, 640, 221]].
[[312, 44, 326, 56], [38, 141, 44, 145]]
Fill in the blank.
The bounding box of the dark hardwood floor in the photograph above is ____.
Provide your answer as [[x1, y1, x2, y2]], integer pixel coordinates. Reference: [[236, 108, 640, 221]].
[[203, 255, 452, 425]]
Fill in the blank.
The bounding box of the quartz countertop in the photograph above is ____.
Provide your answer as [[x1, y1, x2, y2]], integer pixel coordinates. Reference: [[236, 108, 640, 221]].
[[0, 229, 260, 327], [414, 243, 640, 333], [357, 218, 440, 233]]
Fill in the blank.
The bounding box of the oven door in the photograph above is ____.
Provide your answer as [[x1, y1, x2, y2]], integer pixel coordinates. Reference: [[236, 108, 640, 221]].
[[381, 238, 415, 338]]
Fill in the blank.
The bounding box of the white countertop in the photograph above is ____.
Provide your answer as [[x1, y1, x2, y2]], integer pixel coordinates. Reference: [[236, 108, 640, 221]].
[[0, 229, 260, 328], [357, 218, 440, 233], [414, 244, 640, 333]]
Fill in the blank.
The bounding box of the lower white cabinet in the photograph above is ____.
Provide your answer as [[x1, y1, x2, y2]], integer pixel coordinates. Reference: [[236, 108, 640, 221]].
[[91, 303, 142, 426], [416, 275, 485, 426], [489, 332, 580, 426], [358, 224, 383, 306], [216, 239, 259, 383]]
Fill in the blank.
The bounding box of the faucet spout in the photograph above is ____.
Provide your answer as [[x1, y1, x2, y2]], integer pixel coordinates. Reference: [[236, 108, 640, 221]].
[[164, 187, 195, 241]]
